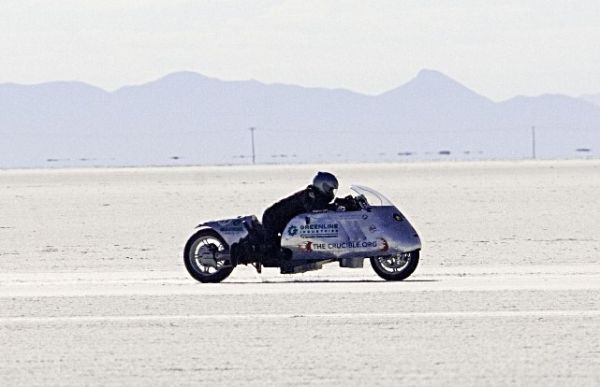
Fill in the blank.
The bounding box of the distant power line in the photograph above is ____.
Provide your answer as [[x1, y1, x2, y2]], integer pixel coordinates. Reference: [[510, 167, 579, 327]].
[[249, 127, 256, 164], [531, 126, 536, 159], [179, 126, 598, 136]]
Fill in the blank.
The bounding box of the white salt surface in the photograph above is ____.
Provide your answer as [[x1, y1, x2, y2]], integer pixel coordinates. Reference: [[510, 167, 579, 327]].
[[1, 160, 599, 385]]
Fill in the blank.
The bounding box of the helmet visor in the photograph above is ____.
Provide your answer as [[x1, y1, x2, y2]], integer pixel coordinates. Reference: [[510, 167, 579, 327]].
[[322, 185, 336, 201]]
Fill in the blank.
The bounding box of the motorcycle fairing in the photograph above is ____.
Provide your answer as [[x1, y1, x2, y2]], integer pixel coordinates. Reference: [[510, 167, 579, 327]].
[[196, 215, 254, 247], [281, 205, 421, 261]]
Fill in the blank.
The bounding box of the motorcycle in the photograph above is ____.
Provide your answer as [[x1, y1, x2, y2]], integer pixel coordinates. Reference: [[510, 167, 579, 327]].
[[183, 185, 421, 283]]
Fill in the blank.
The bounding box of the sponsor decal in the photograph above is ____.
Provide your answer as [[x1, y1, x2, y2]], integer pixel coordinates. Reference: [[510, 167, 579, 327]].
[[288, 223, 340, 238], [379, 238, 389, 252], [217, 219, 244, 233], [298, 241, 313, 252], [299, 223, 339, 238], [219, 226, 244, 233], [393, 213, 403, 221], [287, 225, 298, 236], [327, 241, 378, 249], [297, 238, 388, 251]]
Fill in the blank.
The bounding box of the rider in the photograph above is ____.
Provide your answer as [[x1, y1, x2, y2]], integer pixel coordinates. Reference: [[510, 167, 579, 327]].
[[261, 171, 339, 257]]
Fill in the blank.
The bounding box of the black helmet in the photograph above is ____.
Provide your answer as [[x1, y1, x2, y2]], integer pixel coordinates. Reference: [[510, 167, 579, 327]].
[[312, 171, 338, 201]]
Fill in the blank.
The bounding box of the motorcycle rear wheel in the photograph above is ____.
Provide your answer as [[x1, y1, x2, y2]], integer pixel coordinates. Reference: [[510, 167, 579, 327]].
[[184, 229, 234, 283], [370, 250, 419, 281]]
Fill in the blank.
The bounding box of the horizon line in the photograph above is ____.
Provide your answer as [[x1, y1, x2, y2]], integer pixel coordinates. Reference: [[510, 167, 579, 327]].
[[1, 68, 595, 103]]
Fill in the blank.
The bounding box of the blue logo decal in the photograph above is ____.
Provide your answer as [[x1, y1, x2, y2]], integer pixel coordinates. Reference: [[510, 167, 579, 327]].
[[287, 225, 298, 236]]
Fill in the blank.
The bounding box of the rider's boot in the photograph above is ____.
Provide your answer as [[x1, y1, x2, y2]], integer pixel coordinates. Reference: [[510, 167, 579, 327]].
[[277, 247, 292, 260], [231, 239, 254, 265], [261, 243, 292, 261]]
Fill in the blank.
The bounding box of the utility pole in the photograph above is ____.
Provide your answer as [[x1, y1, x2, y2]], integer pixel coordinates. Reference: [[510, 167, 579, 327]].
[[249, 127, 256, 164], [531, 126, 536, 159]]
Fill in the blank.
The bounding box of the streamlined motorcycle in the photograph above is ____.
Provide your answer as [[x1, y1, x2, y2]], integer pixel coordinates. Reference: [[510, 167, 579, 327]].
[[183, 185, 421, 283]]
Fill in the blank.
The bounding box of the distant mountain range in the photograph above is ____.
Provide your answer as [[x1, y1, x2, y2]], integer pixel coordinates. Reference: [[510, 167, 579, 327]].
[[1, 69, 599, 168]]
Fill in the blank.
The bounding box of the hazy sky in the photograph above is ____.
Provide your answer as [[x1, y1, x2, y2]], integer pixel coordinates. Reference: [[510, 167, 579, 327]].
[[2, 0, 599, 101]]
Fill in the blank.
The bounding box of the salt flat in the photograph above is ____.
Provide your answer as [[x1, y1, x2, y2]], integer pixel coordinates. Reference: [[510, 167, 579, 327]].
[[1, 160, 599, 385]]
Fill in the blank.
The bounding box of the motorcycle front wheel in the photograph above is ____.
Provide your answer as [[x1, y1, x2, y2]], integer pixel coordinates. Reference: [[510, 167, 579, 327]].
[[370, 250, 419, 281], [184, 229, 234, 283]]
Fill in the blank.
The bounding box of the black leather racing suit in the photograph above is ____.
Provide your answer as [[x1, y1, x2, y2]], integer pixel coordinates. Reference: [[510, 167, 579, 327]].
[[262, 185, 333, 249]]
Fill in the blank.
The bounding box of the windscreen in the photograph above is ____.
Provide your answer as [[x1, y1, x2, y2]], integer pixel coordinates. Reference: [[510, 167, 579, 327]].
[[350, 185, 394, 206]]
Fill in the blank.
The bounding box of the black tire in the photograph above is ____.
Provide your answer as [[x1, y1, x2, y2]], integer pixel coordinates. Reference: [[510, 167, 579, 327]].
[[370, 250, 419, 281], [183, 229, 234, 283]]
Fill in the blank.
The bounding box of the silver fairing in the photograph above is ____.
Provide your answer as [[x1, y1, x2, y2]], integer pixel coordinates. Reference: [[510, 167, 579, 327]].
[[280, 205, 421, 261], [198, 215, 254, 247], [195, 186, 421, 262]]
